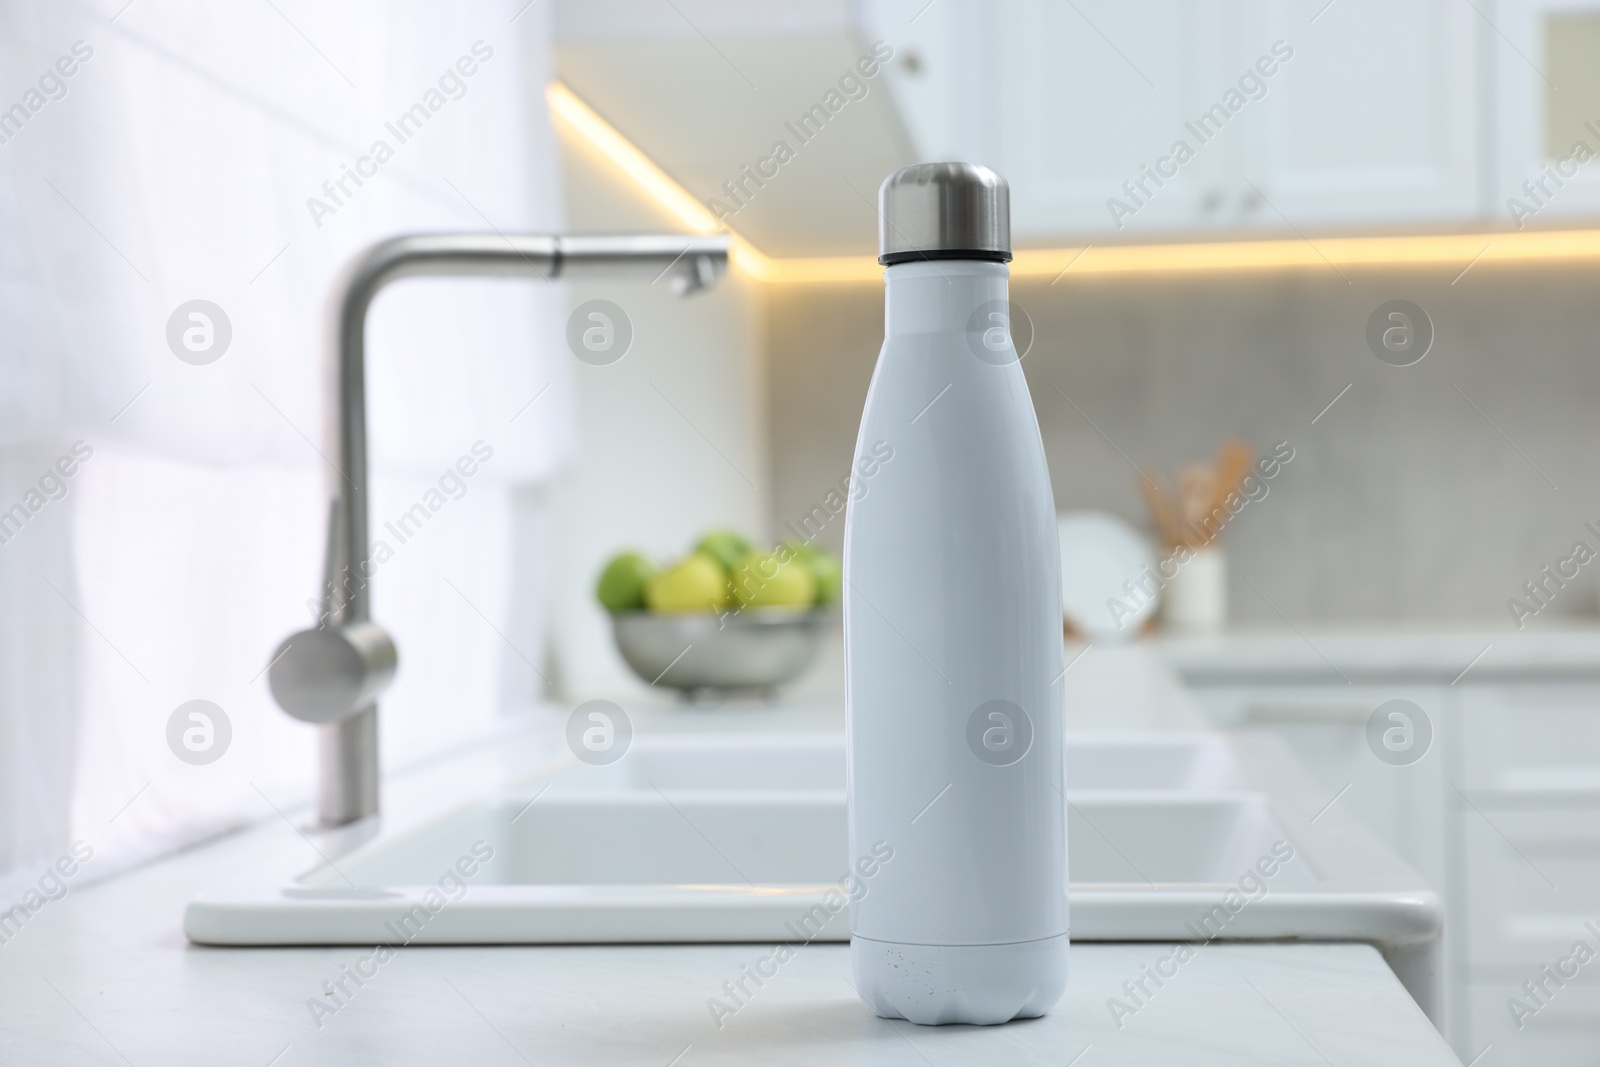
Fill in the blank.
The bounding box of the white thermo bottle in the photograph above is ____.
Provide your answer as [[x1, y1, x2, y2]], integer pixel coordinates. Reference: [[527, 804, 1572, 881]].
[[844, 163, 1068, 1025]]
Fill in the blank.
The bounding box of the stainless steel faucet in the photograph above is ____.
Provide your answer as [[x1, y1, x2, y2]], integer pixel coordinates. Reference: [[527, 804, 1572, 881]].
[[266, 232, 730, 826]]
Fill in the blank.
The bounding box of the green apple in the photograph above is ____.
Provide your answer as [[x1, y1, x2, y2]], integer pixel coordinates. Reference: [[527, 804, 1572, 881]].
[[595, 551, 655, 612], [645, 553, 732, 613], [693, 528, 753, 574], [731, 549, 817, 609], [783, 540, 842, 606]]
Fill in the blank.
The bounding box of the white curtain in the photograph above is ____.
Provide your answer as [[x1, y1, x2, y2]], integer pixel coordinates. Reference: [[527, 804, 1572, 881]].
[[0, 1, 572, 883]]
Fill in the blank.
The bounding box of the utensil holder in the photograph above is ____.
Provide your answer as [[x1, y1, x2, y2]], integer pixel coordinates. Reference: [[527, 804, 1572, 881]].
[[1162, 545, 1227, 631]]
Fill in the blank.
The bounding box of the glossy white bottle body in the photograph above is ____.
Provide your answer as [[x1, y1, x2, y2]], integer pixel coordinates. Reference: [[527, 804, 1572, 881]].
[[844, 259, 1068, 1025]]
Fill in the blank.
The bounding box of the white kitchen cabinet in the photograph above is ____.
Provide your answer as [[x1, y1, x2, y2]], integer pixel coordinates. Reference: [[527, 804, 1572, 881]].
[[1459, 682, 1600, 796], [1493, 0, 1600, 227], [864, 0, 1483, 237], [1467, 975, 1600, 1066], [1181, 656, 1600, 1065], [988, 0, 1231, 237], [1459, 806, 1600, 966], [859, 0, 994, 168], [1189, 678, 1459, 1040], [873, 0, 1249, 235], [1234, 0, 1482, 227]]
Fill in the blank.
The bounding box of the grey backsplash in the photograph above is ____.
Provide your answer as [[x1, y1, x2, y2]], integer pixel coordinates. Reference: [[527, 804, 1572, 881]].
[[765, 262, 1600, 625]]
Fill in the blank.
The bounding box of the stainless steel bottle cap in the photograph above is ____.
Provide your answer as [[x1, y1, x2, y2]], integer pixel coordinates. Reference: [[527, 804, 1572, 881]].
[[878, 162, 1011, 266]]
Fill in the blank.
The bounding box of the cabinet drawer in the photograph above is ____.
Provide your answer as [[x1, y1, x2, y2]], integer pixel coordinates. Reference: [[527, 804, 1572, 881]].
[[1466, 972, 1600, 1067], [1461, 806, 1600, 966], [1459, 684, 1600, 797]]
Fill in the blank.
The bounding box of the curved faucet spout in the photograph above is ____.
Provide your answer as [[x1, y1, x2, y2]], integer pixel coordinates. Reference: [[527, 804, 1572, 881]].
[[268, 232, 729, 826]]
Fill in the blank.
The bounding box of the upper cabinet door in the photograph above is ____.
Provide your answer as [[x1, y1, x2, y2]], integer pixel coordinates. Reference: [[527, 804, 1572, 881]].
[[863, 0, 1229, 238], [865, 0, 1483, 239], [1232, 0, 1482, 229], [1493, 0, 1600, 226], [988, 0, 1230, 238]]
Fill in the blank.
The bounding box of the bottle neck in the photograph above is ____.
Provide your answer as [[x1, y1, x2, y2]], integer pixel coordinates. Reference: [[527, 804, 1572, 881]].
[[884, 259, 1010, 336]]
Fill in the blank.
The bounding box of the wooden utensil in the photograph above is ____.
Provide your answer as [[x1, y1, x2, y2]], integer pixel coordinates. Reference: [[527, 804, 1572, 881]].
[[1177, 463, 1216, 543], [1139, 471, 1182, 549], [1210, 440, 1254, 515], [1139, 441, 1255, 549]]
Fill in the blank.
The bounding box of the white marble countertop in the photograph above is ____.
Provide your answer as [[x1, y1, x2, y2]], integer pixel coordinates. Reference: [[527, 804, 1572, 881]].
[[0, 801, 1461, 1067], [0, 644, 1461, 1065], [1153, 623, 1600, 683], [0, 922, 1458, 1065]]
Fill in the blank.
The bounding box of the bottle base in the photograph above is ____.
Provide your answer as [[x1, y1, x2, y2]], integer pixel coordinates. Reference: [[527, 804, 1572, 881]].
[[850, 932, 1069, 1025]]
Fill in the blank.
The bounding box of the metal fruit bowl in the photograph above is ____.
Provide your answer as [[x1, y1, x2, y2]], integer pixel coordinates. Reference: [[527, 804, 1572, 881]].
[[610, 608, 827, 698]]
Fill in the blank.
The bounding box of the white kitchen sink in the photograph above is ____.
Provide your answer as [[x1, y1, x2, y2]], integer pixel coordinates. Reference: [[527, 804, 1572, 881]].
[[211, 788, 1311, 940], [358, 791, 1304, 890], [185, 729, 1442, 1019], [1066, 732, 1245, 791], [187, 735, 1440, 940]]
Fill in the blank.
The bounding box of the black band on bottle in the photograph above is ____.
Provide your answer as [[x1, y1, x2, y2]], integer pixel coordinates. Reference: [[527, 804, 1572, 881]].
[[879, 248, 1013, 266]]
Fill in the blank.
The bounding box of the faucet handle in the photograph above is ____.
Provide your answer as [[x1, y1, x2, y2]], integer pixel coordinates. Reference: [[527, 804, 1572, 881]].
[[267, 622, 398, 724]]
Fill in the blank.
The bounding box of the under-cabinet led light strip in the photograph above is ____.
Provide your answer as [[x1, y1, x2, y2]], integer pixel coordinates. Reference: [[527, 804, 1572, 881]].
[[549, 81, 1600, 285]]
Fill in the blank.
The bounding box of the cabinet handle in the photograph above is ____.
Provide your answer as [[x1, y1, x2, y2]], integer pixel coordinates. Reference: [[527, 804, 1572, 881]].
[[1241, 703, 1376, 725]]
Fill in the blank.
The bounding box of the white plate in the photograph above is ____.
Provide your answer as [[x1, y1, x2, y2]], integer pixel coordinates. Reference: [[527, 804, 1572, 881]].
[[1057, 511, 1156, 642]]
